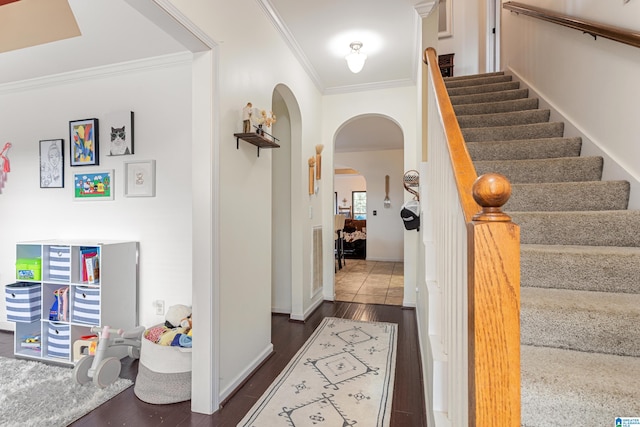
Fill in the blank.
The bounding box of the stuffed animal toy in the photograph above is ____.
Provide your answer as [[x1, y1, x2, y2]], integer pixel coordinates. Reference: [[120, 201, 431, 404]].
[[164, 304, 191, 329]]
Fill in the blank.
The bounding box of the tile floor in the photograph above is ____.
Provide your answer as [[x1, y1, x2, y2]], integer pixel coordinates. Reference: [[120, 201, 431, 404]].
[[334, 259, 404, 306]]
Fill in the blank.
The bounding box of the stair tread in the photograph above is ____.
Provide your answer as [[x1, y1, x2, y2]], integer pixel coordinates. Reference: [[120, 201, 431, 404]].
[[475, 156, 603, 183], [522, 345, 640, 426], [457, 109, 550, 128], [522, 286, 640, 311], [521, 243, 640, 255], [467, 137, 582, 161]]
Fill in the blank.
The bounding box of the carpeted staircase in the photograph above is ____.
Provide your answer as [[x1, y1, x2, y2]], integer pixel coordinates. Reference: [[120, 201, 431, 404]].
[[445, 72, 640, 426]]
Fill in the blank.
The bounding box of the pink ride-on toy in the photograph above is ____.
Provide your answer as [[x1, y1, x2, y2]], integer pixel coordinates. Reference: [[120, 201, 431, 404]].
[[73, 325, 145, 388]]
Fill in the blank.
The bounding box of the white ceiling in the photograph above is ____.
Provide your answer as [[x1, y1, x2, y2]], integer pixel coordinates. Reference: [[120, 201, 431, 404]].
[[0, 0, 430, 153]]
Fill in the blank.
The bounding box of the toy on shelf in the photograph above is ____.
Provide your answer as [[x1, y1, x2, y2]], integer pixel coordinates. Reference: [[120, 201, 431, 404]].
[[73, 325, 145, 388]]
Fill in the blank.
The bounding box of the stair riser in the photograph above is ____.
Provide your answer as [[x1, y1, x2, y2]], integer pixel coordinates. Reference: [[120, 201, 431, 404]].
[[444, 71, 504, 82], [458, 110, 550, 129], [454, 98, 539, 116], [450, 88, 528, 105], [447, 81, 520, 97], [475, 157, 603, 184], [463, 122, 564, 142], [521, 246, 640, 293], [445, 75, 513, 89], [467, 138, 582, 161], [506, 181, 629, 211], [511, 211, 640, 247], [521, 290, 640, 357]]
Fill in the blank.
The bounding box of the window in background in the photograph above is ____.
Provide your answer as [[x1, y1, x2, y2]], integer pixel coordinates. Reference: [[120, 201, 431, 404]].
[[352, 191, 367, 220]]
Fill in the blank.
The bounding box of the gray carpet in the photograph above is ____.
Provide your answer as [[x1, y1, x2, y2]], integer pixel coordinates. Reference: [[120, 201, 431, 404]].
[[445, 72, 640, 425], [0, 356, 132, 427]]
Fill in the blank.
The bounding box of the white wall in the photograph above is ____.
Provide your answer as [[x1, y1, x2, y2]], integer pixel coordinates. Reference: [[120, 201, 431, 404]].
[[437, 0, 482, 76], [169, 0, 326, 396], [0, 54, 193, 330], [501, 0, 640, 207], [334, 174, 366, 214], [334, 151, 404, 262], [322, 86, 419, 305]]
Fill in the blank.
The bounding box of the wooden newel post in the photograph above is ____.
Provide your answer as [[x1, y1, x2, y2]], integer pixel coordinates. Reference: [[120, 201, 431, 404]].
[[468, 173, 521, 426], [472, 173, 512, 222]]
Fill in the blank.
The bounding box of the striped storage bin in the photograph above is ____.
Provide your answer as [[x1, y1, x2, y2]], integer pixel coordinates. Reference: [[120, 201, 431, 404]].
[[5, 283, 41, 322], [47, 322, 70, 359], [48, 245, 71, 281], [73, 286, 100, 325]]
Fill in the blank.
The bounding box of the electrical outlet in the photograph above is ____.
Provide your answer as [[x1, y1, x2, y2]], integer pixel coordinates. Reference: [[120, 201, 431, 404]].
[[155, 300, 165, 315]]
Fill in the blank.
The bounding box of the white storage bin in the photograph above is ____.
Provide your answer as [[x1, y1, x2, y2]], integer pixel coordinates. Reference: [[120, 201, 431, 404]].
[[73, 286, 100, 325], [134, 325, 192, 404], [48, 245, 71, 281], [5, 283, 41, 322], [47, 322, 70, 359]]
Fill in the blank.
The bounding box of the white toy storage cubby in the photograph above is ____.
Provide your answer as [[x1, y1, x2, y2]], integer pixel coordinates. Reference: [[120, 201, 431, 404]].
[[8, 240, 138, 365]]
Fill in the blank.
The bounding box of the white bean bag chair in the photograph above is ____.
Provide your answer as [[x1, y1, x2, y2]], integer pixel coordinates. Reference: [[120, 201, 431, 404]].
[[134, 326, 192, 404]]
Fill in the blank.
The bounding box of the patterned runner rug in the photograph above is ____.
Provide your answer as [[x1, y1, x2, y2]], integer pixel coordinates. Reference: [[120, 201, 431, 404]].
[[238, 317, 398, 426]]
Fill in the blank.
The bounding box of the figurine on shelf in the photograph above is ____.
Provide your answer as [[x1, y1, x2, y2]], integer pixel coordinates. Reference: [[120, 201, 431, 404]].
[[255, 109, 276, 136], [242, 102, 253, 133], [259, 110, 276, 128]]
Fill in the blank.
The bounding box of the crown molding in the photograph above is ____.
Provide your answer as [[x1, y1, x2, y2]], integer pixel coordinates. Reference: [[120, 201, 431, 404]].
[[415, 1, 437, 18], [257, 0, 324, 92], [323, 78, 416, 96], [0, 52, 192, 94]]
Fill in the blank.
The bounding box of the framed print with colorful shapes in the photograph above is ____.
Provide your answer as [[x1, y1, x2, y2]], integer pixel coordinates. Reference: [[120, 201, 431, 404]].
[[73, 169, 114, 200], [70, 118, 99, 166]]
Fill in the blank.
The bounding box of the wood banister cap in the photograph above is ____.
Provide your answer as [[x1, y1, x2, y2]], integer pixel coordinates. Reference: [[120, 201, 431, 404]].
[[472, 173, 512, 222]]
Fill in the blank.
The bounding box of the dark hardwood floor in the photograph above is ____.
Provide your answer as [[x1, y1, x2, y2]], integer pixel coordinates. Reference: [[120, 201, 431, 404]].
[[0, 301, 426, 426]]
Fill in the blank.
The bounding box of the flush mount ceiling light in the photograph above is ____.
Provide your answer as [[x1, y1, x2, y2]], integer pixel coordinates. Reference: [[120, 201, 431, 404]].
[[345, 41, 367, 73]]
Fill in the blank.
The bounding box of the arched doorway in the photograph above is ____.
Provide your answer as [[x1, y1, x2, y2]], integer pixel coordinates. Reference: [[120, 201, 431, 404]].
[[332, 114, 405, 305], [271, 84, 302, 315]]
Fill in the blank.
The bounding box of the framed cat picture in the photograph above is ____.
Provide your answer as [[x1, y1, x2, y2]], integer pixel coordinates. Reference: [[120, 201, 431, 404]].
[[105, 110, 134, 156]]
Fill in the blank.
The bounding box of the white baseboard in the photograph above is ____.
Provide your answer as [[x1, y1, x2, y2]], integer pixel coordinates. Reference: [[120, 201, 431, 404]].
[[219, 343, 273, 403], [0, 321, 15, 332], [271, 307, 291, 315], [290, 296, 324, 322], [363, 257, 404, 262], [508, 67, 640, 209]]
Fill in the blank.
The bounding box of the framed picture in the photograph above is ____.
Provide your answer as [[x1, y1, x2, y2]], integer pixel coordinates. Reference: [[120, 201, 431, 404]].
[[39, 139, 64, 188], [105, 110, 134, 156], [438, 0, 452, 38], [70, 118, 99, 166], [124, 160, 156, 197], [73, 169, 114, 201]]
